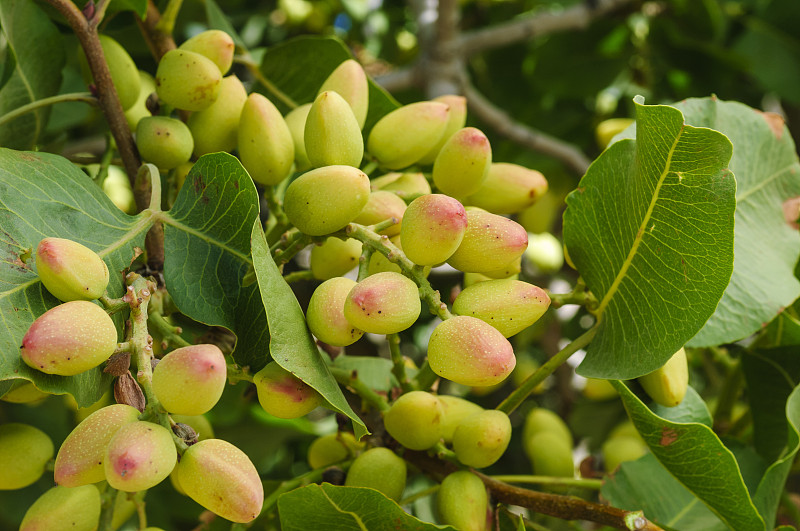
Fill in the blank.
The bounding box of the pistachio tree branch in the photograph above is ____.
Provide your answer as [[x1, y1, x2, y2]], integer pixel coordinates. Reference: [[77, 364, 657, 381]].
[[462, 82, 592, 175], [455, 0, 637, 57], [136, 0, 177, 60], [44, 0, 141, 182]]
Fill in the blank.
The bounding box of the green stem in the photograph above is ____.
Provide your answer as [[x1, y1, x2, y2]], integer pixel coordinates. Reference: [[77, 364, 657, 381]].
[[413, 361, 439, 391], [147, 312, 190, 349], [235, 54, 298, 109], [399, 484, 440, 505], [713, 360, 743, 433], [100, 294, 131, 314], [431, 441, 460, 464], [97, 487, 122, 531], [263, 186, 291, 230], [357, 246, 373, 281], [549, 287, 599, 309], [155, 0, 183, 34], [126, 274, 188, 454], [134, 491, 148, 528], [92, 133, 115, 187], [329, 366, 390, 412], [361, 160, 379, 176], [388, 334, 412, 392], [490, 475, 604, 490], [227, 363, 254, 384], [283, 270, 315, 284], [344, 223, 452, 321], [0, 92, 97, 129], [497, 325, 598, 414]]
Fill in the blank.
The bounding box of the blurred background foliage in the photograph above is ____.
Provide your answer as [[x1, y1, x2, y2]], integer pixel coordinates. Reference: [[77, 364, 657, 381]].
[[2, 0, 799, 529]]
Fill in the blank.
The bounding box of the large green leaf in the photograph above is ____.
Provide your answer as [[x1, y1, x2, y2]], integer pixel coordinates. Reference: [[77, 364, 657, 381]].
[[602, 454, 727, 531], [612, 380, 764, 530], [277, 484, 456, 531], [160, 153, 269, 369], [0, 0, 65, 149], [563, 97, 735, 379], [673, 99, 800, 347], [0, 149, 152, 405], [257, 36, 399, 135], [752, 382, 800, 530], [250, 221, 368, 439]]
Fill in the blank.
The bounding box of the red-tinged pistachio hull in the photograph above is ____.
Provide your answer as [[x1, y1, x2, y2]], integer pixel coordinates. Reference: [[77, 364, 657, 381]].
[[427, 315, 515, 387], [152, 344, 227, 415], [284, 165, 370, 236], [177, 439, 264, 523], [36, 237, 109, 302], [447, 209, 528, 274], [307, 277, 364, 347], [155, 49, 222, 111], [104, 421, 177, 492], [55, 404, 140, 487], [401, 194, 468, 266], [179, 29, 235, 75], [466, 163, 548, 215], [319, 59, 369, 129], [432, 127, 492, 198], [238, 93, 295, 185], [21, 300, 118, 376], [453, 279, 550, 337], [305, 91, 364, 168], [452, 410, 512, 468], [343, 272, 421, 335], [367, 101, 450, 169], [253, 361, 323, 418]]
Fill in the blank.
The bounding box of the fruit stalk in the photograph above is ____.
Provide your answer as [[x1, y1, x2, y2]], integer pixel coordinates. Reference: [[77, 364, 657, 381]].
[[328, 366, 390, 413], [343, 223, 453, 321], [388, 334, 413, 392], [497, 325, 598, 414]]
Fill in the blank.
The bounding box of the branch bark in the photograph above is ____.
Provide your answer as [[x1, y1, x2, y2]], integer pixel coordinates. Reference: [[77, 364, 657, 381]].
[[456, 0, 638, 57], [402, 450, 663, 530], [463, 82, 592, 175], [136, 0, 177, 61], [45, 0, 141, 183]]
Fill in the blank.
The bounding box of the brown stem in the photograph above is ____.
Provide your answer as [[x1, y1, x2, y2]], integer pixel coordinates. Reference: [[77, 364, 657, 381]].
[[136, 0, 177, 61], [45, 0, 140, 183], [402, 450, 663, 530]]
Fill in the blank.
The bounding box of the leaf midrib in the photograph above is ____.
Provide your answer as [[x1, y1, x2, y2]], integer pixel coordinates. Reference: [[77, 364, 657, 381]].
[[596, 127, 684, 316], [157, 211, 252, 264], [319, 486, 368, 531]]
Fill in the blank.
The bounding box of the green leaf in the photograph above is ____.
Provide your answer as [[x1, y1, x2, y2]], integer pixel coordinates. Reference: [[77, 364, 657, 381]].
[[108, 0, 147, 18], [650, 386, 712, 427], [667, 98, 800, 347], [761, 305, 800, 348], [0, 0, 65, 149], [250, 220, 368, 439], [563, 97, 735, 379], [257, 35, 399, 135], [277, 483, 456, 531], [332, 356, 396, 393], [752, 383, 800, 529], [742, 347, 800, 462], [0, 149, 152, 406], [612, 380, 764, 530], [204, 0, 247, 49], [160, 153, 269, 368], [602, 453, 727, 531]]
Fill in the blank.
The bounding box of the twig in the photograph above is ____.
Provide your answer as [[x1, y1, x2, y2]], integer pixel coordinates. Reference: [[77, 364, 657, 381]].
[[388, 334, 413, 392], [0, 92, 97, 129], [456, 0, 638, 57], [329, 366, 390, 413], [490, 475, 604, 490], [136, 0, 177, 60], [463, 82, 592, 175], [44, 0, 141, 182]]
